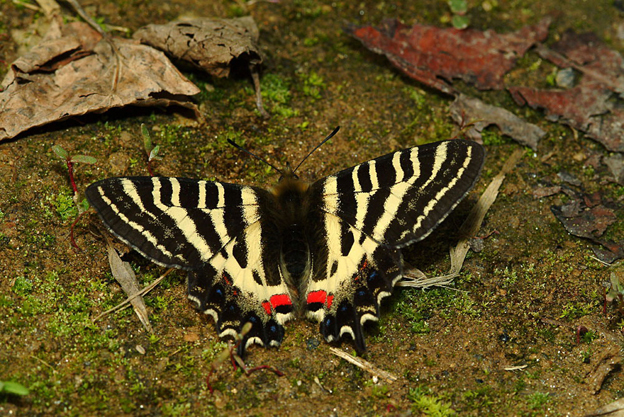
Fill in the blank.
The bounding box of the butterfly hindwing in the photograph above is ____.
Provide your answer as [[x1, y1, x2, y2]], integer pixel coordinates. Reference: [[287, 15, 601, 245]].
[[86, 177, 295, 349], [303, 140, 485, 351]]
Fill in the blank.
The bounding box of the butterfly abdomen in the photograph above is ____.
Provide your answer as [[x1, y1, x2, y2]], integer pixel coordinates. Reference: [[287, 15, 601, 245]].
[[270, 176, 315, 294]]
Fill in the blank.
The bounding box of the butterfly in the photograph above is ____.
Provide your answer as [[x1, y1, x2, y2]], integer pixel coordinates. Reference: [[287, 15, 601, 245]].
[[86, 129, 485, 355]]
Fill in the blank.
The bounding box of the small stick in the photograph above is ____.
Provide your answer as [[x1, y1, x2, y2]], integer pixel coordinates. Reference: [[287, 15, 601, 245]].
[[328, 347, 398, 383]]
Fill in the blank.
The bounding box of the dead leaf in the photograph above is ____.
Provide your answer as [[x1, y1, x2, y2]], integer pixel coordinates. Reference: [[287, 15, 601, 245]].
[[550, 191, 623, 262], [510, 31, 624, 152], [603, 153, 624, 185], [133, 16, 262, 78], [532, 185, 562, 199], [538, 31, 624, 96], [449, 94, 546, 150], [0, 20, 200, 141], [347, 18, 550, 94], [106, 241, 153, 333], [551, 200, 616, 239], [585, 345, 621, 394], [585, 397, 624, 417]]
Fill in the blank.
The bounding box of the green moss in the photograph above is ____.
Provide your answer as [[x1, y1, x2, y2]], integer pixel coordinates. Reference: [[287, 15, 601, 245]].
[[462, 386, 493, 409], [559, 300, 598, 320], [156, 124, 193, 147], [51, 190, 78, 221], [527, 392, 550, 411], [298, 70, 325, 100], [408, 387, 456, 416], [261, 74, 298, 118], [481, 129, 511, 146], [12, 276, 34, 294]]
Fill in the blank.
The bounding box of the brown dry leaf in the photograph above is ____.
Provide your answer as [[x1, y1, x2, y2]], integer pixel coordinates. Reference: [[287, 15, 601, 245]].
[[450, 94, 546, 150], [509, 31, 624, 152], [133, 16, 262, 78], [585, 397, 624, 417], [106, 241, 153, 333], [550, 191, 623, 263], [585, 345, 622, 394], [347, 18, 550, 94], [551, 193, 616, 240], [603, 153, 624, 185], [0, 20, 200, 141]]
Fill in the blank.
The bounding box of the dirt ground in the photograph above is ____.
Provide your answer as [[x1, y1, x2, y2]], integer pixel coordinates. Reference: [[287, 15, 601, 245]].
[[1, 0, 624, 415]]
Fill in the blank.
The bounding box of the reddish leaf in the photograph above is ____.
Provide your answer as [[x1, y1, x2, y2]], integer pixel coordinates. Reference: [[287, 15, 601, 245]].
[[0, 21, 200, 142], [449, 94, 545, 149], [347, 18, 550, 93], [539, 32, 624, 95], [509, 31, 624, 152], [133, 17, 262, 78], [550, 192, 623, 262], [552, 203, 616, 239]]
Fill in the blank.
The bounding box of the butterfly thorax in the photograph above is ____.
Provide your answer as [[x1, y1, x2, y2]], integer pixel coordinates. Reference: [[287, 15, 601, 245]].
[[270, 173, 313, 292]]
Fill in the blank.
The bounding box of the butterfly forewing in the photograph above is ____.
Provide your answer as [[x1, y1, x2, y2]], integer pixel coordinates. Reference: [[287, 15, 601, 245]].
[[86, 177, 263, 269], [318, 140, 485, 246]]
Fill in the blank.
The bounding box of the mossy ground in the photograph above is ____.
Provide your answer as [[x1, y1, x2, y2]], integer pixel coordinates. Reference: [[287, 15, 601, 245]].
[[1, 0, 623, 415]]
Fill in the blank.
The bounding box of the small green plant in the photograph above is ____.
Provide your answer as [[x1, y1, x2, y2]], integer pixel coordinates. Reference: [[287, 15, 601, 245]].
[[0, 380, 29, 396], [449, 0, 470, 29], [52, 145, 96, 208], [141, 124, 162, 176], [51, 145, 97, 248]]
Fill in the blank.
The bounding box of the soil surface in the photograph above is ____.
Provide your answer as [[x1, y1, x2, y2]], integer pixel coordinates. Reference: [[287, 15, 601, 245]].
[[1, 0, 623, 416]]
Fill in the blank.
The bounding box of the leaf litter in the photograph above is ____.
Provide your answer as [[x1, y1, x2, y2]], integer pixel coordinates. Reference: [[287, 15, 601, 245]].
[[510, 30, 624, 153], [0, 18, 201, 142], [0, 0, 276, 141], [133, 16, 268, 118], [347, 17, 551, 93], [350, 16, 624, 265], [347, 18, 549, 149]]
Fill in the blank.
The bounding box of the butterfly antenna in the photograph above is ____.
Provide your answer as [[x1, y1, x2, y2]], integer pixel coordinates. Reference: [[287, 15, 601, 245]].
[[292, 126, 340, 174], [227, 139, 283, 176]]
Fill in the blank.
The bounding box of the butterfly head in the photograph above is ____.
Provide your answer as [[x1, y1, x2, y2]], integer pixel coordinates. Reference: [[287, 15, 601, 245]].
[[278, 161, 299, 181], [272, 164, 310, 197]]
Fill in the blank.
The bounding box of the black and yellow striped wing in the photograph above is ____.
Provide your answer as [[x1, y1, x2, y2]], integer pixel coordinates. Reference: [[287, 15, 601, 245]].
[[304, 140, 485, 352], [86, 178, 295, 351]]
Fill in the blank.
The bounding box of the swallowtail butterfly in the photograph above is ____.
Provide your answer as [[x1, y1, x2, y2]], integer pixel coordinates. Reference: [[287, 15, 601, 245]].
[[86, 132, 485, 354]]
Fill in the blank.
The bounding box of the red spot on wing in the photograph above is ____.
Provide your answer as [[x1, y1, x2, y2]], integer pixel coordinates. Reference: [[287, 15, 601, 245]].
[[262, 301, 272, 316], [222, 273, 231, 286], [327, 295, 334, 309], [306, 290, 327, 305], [270, 294, 293, 309]]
